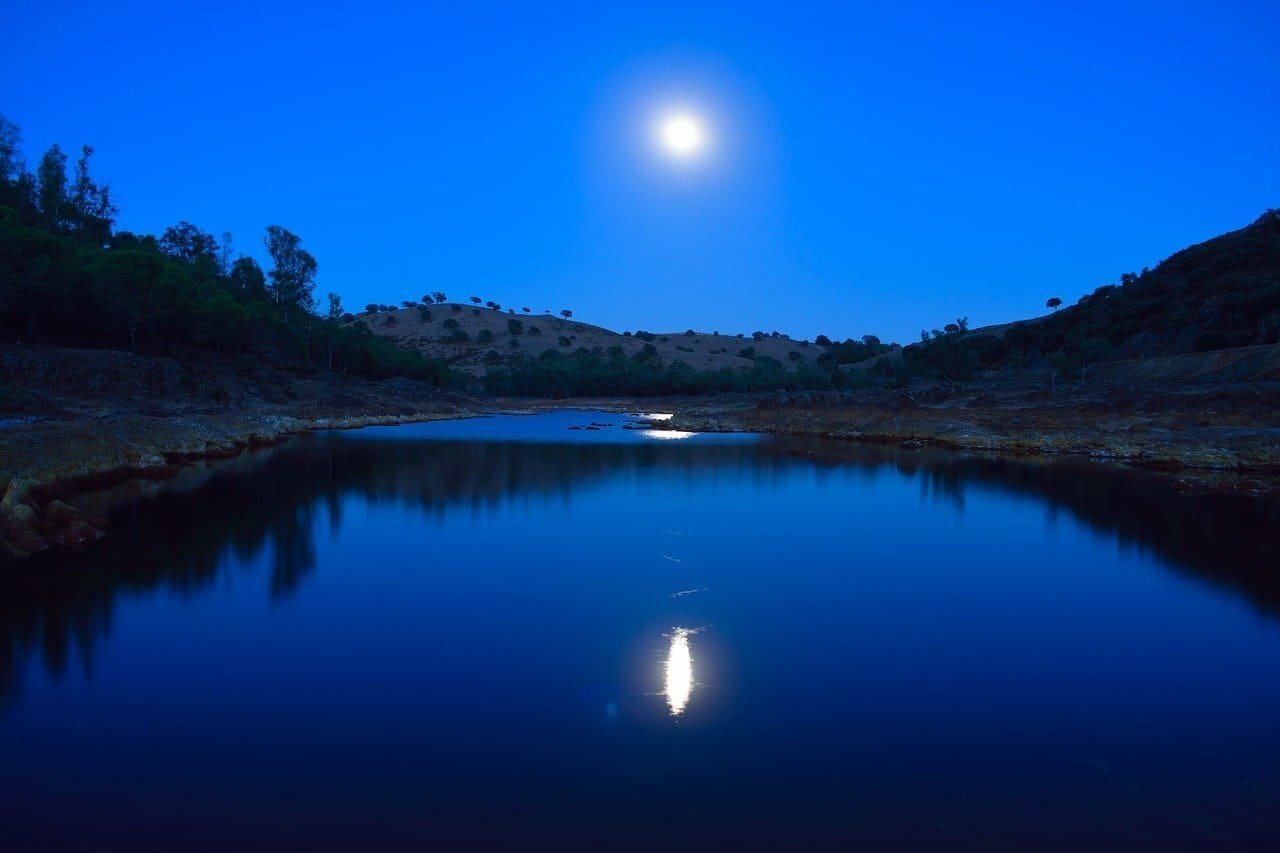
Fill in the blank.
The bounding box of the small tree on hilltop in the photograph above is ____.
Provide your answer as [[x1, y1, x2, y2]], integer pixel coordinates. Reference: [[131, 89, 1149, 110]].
[[1046, 297, 1063, 312], [470, 296, 482, 305], [522, 306, 530, 314], [561, 309, 573, 319]]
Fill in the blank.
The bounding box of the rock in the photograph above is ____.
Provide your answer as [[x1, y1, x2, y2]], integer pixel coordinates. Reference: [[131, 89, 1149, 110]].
[[65, 519, 103, 545], [44, 499, 84, 526]]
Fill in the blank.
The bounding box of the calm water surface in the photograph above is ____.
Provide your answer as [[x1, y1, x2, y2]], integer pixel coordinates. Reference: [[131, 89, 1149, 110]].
[[2, 411, 1279, 850]]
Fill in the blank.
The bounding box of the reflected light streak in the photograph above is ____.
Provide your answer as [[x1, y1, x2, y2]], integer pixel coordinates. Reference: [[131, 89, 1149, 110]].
[[643, 413, 674, 421], [665, 628, 694, 715], [642, 430, 696, 441]]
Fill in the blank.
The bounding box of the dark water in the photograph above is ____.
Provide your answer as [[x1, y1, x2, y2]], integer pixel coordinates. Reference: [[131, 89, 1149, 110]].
[[3, 411, 1279, 850]]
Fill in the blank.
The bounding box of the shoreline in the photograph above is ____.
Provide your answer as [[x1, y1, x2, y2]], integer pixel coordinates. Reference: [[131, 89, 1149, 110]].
[[6, 384, 1280, 557]]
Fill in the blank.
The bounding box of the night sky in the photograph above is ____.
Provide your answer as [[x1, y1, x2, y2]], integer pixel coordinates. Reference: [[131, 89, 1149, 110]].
[[5, 0, 1278, 342]]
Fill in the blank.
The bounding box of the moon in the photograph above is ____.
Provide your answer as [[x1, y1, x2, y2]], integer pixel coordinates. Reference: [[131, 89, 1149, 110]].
[[657, 112, 707, 159]]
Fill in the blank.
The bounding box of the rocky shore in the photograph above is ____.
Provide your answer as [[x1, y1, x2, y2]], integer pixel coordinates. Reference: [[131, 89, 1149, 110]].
[[0, 345, 476, 556], [664, 383, 1280, 497], [5, 345, 1280, 557]]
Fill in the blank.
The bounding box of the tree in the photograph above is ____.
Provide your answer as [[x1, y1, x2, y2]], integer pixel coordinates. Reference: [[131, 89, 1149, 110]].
[[70, 145, 116, 244], [0, 117, 35, 216], [36, 144, 70, 231], [815, 334, 831, 346], [0, 114, 22, 183], [160, 221, 220, 269], [327, 293, 344, 320], [218, 232, 234, 275], [264, 225, 317, 311], [1046, 296, 1063, 311], [944, 323, 960, 334], [956, 316, 969, 332], [433, 291, 447, 303], [522, 306, 530, 314], [470, 296, 482, 305], [230, 256, 268, 300], [560, 309, 573, 319]]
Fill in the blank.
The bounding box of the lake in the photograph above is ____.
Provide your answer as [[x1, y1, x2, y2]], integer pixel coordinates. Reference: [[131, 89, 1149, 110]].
[[2, 411, 1279, 850]]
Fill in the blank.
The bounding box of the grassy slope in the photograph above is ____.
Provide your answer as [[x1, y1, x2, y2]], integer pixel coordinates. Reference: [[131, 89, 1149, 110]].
[[357, 305, 822, 374]]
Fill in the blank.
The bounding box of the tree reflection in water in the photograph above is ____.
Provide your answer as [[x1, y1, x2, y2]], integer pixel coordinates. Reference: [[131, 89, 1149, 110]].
[[2, 426, 1278, 708]]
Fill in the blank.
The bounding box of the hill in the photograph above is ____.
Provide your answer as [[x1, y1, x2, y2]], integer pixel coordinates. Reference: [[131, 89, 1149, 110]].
[[355, 303, 823, 375], [896, 210, 1280, 380]]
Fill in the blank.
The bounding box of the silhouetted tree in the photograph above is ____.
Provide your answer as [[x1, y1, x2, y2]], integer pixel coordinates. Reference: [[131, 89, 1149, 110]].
[[36, 144, 70, 231], [160, 221, 220, 269], [229, 256, 267, 299], [264, 225, 317, 311], [70, 145, 115, 244], [1046, 296, 1063, 311]]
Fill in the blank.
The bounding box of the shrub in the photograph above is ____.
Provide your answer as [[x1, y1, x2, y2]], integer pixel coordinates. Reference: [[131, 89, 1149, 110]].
[[442, 318, 459, 329], [476, 329, 494, 343], [507, 319, 524, 336]]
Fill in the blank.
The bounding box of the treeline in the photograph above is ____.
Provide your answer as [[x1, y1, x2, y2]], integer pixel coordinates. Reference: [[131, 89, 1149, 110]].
[[483, 345, 852, 397], [0, 115, 456, 384]]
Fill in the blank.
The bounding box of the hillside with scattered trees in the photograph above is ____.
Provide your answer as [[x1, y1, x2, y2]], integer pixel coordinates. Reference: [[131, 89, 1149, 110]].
[[897, 210, 1280, 381]]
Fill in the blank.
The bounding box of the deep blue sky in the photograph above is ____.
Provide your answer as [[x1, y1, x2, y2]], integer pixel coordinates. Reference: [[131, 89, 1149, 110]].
[[5, 1, 1278, 342]]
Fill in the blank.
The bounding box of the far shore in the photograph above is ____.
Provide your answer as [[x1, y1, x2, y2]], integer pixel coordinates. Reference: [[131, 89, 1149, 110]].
[[4, 347, 1279, 557]]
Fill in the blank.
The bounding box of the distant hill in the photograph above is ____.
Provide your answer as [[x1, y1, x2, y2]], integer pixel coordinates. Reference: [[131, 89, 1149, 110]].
[[355, 304, 823, 376]]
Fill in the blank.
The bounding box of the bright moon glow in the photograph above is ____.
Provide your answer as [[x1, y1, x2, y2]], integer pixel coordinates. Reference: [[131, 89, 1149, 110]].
[[657, 113, 707, 158], [665, 628, 694, 715]]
